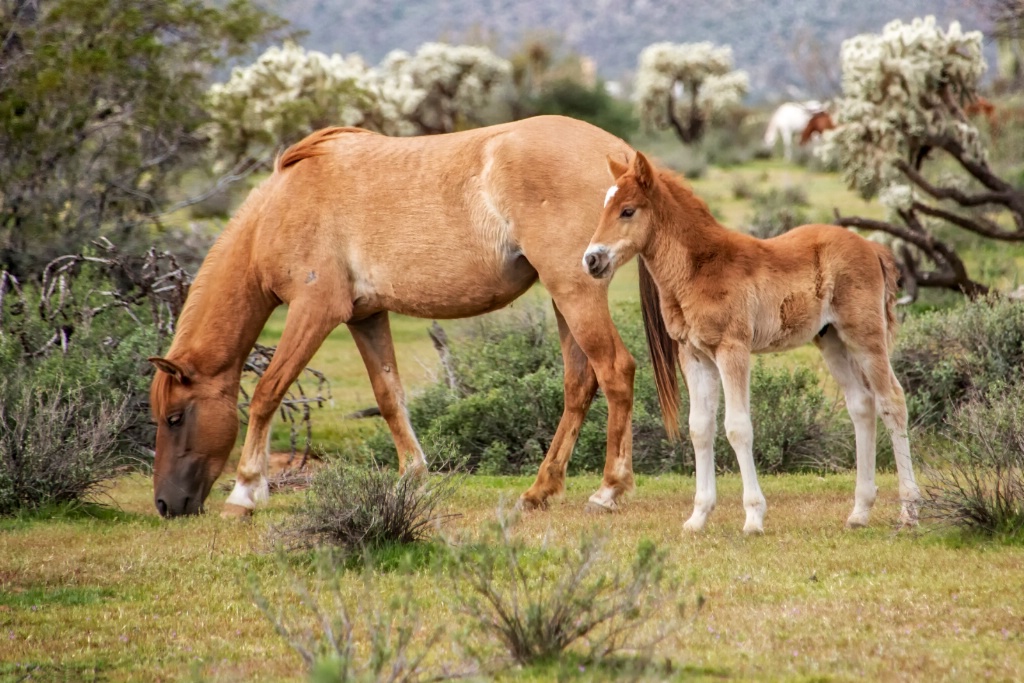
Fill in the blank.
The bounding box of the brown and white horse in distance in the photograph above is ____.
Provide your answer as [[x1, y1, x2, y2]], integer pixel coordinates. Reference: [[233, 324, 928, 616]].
[[149, 116, 638, 518], [584, 152, 921, 534]]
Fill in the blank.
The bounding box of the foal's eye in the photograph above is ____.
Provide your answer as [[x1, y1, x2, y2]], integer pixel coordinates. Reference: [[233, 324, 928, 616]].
[[620, 207, 636, 219], [167, 413, 183, 428]]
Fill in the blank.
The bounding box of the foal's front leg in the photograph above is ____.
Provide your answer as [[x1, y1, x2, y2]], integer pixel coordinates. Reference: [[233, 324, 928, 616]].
[[680, 347, 720, 532], [717, 347, 767, 534]]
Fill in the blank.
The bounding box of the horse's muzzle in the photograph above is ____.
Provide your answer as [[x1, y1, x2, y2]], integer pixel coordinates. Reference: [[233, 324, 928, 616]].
[[583, 247, 613, 279]]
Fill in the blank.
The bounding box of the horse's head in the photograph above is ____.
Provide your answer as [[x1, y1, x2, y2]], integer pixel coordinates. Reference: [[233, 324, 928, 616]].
[[583, 151, 657, 279], [149, 357, 238, 517]]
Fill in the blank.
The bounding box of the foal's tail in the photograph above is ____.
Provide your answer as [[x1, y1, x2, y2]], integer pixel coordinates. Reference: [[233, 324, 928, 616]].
[[639, 258, 681, 441], [872, 243, 901, 349]]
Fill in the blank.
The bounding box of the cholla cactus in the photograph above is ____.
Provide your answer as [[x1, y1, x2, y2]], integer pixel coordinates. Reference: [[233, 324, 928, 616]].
[[374, 42, 513, 134], [634, 42, 749, 144], [206, 42, 374, 164], [824, 17, 1024, 300], [820, 17, 987, 199]]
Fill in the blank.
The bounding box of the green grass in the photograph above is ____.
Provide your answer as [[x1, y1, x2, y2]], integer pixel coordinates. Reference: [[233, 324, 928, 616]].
[[2, 473, 1023, 681]]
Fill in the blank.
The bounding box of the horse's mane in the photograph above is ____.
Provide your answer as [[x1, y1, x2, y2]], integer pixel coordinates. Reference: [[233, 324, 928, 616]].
[[275, 126, 375, 172], [655, 168, 716, 224]]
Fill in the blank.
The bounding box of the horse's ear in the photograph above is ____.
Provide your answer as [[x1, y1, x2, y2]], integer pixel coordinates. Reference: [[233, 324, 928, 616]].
[[633, 151, 654, 190], [149, 357, 191, 385], [607, 155, 629, 180]]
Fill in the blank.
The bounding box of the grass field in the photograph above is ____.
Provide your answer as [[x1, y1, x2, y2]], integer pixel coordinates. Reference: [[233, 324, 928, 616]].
[[5, 156, 1024, 681], [3, 474, 1023, 681]]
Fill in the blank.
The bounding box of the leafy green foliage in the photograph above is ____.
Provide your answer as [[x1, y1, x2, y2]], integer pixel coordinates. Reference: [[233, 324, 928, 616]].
[[0, 374, 131, 516], [923, 382, 1024, 542], [527, 78, 637, 141], [892, 296, 1024, 426], [451, 510, 684, 667], [745, 186, 811, 239], [0, 0, 284, 272]]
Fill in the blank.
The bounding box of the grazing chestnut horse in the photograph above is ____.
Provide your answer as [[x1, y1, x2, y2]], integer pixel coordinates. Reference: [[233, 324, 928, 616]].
[[799, 111, 835, 145], [582, 152, 921, 534], [149, 116, 638, 518]]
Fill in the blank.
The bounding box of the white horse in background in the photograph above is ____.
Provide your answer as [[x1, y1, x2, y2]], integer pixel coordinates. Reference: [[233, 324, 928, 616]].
[[764, 100, 825, 161]]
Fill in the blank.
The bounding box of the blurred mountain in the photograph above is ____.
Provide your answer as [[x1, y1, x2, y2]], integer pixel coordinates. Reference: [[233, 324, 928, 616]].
[[262, 0, 993, 100]]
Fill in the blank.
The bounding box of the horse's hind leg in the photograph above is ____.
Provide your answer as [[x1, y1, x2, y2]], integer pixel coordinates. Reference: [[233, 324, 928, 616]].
[[348, 312, 426, 474], [224, 293, 351, 518], [815, 328, 879, 528], [551, 290, 636, 512], [519, 303, 600, 510], [851, 342, 921, 527]]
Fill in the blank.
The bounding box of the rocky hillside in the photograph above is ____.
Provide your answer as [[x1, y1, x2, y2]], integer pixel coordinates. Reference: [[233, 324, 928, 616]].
[[263, 0, 992, 99]]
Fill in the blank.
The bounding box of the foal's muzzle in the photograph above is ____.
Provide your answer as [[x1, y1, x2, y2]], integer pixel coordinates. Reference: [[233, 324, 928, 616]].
[[583, 247, 613, 279]]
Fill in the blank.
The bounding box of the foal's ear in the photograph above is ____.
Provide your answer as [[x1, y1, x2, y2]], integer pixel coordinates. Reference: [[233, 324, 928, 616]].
[[606, 155, 629, 180], [149, 357, 191, 385], [633, 151, 654, 190]]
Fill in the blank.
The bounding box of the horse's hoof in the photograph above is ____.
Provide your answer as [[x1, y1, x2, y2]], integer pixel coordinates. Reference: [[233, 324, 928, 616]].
[[584, 500, 616, 514], [845, 513, 870, 529], [516, 495, 548, 512], [742, 524, 765, 536], [221, 503, 254, 520], [682, 518, 706, 533]]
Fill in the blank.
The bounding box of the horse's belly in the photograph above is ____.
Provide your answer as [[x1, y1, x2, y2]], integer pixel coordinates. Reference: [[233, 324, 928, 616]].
[[351, 254, 538, 320]]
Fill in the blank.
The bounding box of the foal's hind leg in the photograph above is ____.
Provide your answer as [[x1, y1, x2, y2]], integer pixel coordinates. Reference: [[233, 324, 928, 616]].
[[519, 304, 599, 510], [348, 312, 427, 475], [852, 345, 921, 527], [224, 294, 351, 517], [815, 329, 879, 528]]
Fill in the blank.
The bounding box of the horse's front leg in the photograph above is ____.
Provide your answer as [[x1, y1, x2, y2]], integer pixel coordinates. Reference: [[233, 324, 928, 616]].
[[223, 294, 350, 518], [716, 346, 767, 534], [680, 347, 720, 532]]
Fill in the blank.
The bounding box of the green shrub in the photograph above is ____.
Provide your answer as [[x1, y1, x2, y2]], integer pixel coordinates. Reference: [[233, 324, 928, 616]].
[[366, 308, 847, 475], [0, 376, 131, 516], [451, 510, 684, 667], [745, 186, 811, 239], [279, 454, 462, 553], [922, 382, 1024, 541], [892, 296, 1024, 426], [528, 78, 638, 141]]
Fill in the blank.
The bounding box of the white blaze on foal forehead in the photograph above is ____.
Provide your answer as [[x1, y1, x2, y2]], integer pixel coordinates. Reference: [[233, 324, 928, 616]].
[[604, 185, 618, 207]]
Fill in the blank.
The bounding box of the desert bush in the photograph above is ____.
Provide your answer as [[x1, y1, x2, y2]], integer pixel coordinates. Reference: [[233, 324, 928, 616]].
[[0, 376, 131, 515], [745, 186, 811, 239], [451, 509, 686, 667], [279, 455, 462, 553], [891, 296, 1024, 426], [922, 382, 1024, 541], [526, 78, 638, 141], [253, 564, 454, 682], [366, 308, 847, 475]]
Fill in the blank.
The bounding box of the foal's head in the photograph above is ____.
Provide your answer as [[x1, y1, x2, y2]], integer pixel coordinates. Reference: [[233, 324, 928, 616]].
[[149, 357, 238, 517], [583, 152, 658, 279]]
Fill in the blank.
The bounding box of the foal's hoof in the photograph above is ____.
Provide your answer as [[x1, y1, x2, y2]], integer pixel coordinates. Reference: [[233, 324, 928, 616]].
[[221, 503, 254, 520], [845, 512, 870, 529], [584, 500, 616, 514]]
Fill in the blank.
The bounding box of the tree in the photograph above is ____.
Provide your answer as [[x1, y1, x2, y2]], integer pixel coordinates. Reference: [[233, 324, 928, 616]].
[[375, 42, 512, 135], [0, 0, 285, 275], [821, 16, 1022, 298], [634, 41, 748, 144]]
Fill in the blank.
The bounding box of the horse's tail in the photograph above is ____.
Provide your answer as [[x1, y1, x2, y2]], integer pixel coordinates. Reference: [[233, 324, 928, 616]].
[[872, 242, 900, 349], [275, 126, 374, 173], [639, 258, 681, 441]]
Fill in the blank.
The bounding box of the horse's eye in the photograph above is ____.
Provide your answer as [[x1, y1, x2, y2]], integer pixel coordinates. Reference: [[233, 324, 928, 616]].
[[167, 413, 183, 428], [620, 207, 636, 219]]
